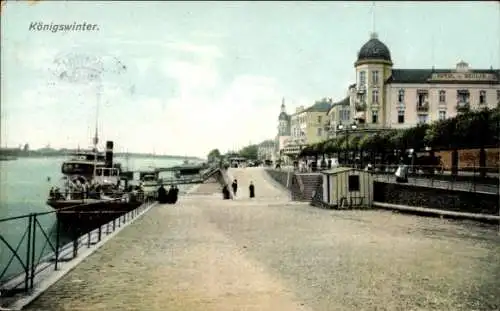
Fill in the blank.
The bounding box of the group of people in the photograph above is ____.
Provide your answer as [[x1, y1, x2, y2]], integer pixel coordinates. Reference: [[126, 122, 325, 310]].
[[222, 179, 255, 200], [48, 187, 63, 200], [157, 184, 179, 204], [49, 180, 104, 201]]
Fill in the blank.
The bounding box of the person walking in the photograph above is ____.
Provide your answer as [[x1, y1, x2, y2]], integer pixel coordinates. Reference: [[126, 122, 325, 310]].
[[222, 184, 230, 200], [157, 184, 167, 204], [249, 181, 255, 198], [167, 185, 175, 204], [172, 185, 179, 204], [231, 179, 238, 196]]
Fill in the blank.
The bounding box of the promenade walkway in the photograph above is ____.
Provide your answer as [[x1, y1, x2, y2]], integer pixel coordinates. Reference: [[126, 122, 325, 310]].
[[23, 168, 500, 311]]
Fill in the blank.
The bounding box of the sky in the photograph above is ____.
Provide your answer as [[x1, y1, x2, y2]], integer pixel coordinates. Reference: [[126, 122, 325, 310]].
[[1, 1, 499, 158]]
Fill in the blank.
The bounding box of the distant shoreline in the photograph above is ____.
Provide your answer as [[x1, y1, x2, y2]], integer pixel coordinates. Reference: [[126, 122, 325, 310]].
[[0, 150, 203, 161]]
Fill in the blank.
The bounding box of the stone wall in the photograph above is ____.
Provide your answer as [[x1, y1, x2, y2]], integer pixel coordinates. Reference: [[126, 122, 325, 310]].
[[373, 182, 499, 215], [264, 169, 289, 189]]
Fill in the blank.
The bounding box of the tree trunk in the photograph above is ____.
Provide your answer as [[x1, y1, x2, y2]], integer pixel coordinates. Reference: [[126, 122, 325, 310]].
[[479, 147, 486, 178], [451, 149, 458, 177], [429, 150, 436, 176]]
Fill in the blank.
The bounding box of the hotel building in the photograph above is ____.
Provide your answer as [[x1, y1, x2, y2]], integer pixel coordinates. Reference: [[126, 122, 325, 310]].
[[326, 32, 500, 136]]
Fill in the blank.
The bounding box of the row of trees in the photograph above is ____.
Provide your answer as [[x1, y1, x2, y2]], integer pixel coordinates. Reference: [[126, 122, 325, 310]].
[[207, 144, 259, 162], [299, 107, 500, 160]]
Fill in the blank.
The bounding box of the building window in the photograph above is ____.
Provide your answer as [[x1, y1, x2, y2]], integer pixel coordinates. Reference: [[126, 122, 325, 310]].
[[372, 110, 378, 123], [397, 110, 405, 124], [372, 71, 379, 85], [479, 90, 486, 104], [398, 89, 405, 102], [457, 90, 470, 103], [438, 110, 446, 120], [372, 90, 379, 104], [317, 127, 322, 136], [439, 90, 446, 103], [417, 90, 428, 105], [340, 110, 350, 121], [418, 114, 428, 124], [317, 116, 322, 123], [359, 93, 366, 103], [497, 90, 500, 101], [359, 71, 366, 87]]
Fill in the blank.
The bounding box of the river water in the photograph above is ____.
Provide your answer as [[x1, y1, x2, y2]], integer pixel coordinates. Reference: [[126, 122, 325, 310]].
[[0, 156, 190, 282]]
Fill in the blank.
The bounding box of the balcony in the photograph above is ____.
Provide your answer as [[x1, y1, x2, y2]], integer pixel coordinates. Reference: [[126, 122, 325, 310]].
[[355, 101, 367, 111], [416, 101, 429, 112], [456, 101, 470, 112]]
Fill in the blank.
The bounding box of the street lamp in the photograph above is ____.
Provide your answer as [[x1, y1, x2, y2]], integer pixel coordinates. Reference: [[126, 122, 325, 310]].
[[337, 122, 357, 166]]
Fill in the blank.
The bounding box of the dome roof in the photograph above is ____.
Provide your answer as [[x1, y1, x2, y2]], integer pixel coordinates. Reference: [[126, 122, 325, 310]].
[[356, 33, 392, 63], [278, 111, 289, 121]]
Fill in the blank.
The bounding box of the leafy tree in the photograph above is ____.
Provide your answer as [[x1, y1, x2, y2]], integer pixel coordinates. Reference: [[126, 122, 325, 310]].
[[207, 148, 221, 162], [238, 144, 259, 160]]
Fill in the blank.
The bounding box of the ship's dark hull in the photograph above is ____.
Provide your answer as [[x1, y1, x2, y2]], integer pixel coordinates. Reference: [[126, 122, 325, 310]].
[[47, 199, 143, 233]]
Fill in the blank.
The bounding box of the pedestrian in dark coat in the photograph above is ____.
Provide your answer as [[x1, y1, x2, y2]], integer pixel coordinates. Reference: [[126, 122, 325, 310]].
[[249, 181, 255, 198], [172, 185, 179, 204], [231, 179, 238, 196], [167, 185, 175, 204], [158, 184, 167, 203], [222, 185, 230, 200]]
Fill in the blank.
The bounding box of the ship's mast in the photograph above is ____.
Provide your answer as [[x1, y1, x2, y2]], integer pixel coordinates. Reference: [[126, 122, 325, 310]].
[[92, 78, 101, 181]]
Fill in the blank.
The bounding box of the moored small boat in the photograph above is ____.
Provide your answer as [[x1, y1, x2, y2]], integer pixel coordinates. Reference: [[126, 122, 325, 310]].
[[46, 140, 147, 232]]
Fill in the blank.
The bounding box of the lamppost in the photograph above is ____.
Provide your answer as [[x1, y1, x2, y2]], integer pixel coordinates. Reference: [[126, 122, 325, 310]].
[[337, 122, 357, 166]]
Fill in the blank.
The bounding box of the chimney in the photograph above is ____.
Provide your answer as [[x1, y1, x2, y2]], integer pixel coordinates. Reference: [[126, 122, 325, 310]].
[[105, 141, 114, 168]]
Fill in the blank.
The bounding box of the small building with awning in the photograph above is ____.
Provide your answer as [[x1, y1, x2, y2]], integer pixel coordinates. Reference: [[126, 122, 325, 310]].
[[320, 167, 373, 208]]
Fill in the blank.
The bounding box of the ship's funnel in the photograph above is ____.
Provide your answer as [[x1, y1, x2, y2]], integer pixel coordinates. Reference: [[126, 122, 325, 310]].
[[105, 141, 114, 168]]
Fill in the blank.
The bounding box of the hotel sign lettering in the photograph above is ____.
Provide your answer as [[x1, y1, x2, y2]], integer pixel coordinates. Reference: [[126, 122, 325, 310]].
[[430, 72, 497, 81]]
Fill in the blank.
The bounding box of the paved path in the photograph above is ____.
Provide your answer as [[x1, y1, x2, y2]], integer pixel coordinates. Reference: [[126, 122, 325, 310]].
[[24, 168, 500, 311]]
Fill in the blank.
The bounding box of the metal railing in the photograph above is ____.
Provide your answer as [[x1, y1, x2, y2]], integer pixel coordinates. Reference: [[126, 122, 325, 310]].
[[282, 164, 499, 194], [368, 164, 499, 194], [0, 197, 156, 298]]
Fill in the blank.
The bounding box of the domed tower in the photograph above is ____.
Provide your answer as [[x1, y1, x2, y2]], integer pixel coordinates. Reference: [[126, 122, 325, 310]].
[[354, 32, 393, 126], [278, 97, 291, 136]]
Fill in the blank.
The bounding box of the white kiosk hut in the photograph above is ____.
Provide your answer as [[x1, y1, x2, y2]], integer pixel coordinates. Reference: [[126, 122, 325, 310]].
[[321, 167, 373, 209]]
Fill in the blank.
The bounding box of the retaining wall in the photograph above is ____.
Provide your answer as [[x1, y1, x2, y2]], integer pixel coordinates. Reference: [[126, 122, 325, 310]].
[[373, 182, 499, 216], [265, 169, 289, 189]]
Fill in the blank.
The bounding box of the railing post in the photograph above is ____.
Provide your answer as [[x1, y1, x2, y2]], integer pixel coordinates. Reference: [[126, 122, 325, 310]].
[[430, 165, 434, 187], [72, 221, 78, 259], [472, 166, 477, 192], [113, 218, 116, 231], [30, 215, 37, 289], [98, 213, 102, 242], [87, 227, 91, 248], [54, 215, 60, 271], [24, 214, 33, 292]]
